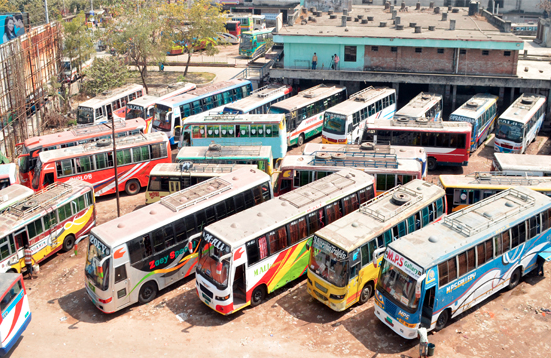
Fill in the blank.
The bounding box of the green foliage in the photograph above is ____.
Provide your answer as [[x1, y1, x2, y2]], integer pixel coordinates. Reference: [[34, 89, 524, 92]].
[[62, 12, 95, 75], [82, 56, 129, 96]]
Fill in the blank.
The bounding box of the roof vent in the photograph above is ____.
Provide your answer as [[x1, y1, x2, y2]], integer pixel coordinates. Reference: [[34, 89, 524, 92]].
[[415, 117, 429, 124], [361, 19, 368, 24], [483, 212, 493, 219], [331, 153, 346, 160], [150, 210, 157, 215], [352, 222, 359, 228], [257, 212, 263, 217], [429, 236, 439, 243], [208, 143, 221, 151], [329, 14, 337, 19], [230, 223, 238, 228], [367, 16, 374, 22], [396, 116, 409, 122], [409, 22, 417, 28], [415, 26, 421, 33], [392, 191, 412, 205], [466, 101, 478, 107], [396, 24, 404, 30], [380, 21, 387, 27], [360, 142, 375, 150], [117, 223, 125, 228], [429, 25, 435, 31], [315, 152, 331, 160], [505, 201, 515, 207], [521, 98, 534, 105]]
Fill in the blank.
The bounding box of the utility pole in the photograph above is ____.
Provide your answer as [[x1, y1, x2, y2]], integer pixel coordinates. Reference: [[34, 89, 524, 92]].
[[44, 0, 50, 24], [110, 117, 121, 217]]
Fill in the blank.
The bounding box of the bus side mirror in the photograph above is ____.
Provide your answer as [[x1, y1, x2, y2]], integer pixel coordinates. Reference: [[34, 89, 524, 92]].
[[305, 242, 310, 251], [416, 273, 427, 299], [372, 247, 386, 268]]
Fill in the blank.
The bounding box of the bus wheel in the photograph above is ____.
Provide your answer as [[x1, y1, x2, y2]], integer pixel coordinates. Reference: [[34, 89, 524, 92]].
[[508, 268, 522, 290], [427, 158, 437, 171], [359, 283, 373, 304], [297, 134, 305, 147], [250, 285, 266, 307], [435, 309, 450, 331], [62, 234, 75, 252], [139, 281, 158, 304], [125, 180, 141, 195]]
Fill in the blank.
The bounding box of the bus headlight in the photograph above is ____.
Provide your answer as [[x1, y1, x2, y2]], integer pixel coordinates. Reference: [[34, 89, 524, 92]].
[[215, 294, 230, 301], [330, 293, 345, 300]]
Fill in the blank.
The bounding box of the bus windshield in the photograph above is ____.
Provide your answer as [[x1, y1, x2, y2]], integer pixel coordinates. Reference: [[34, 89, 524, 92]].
[[196, 236, 230, 290], [241, 34, 253, 49], [496, 120, 523, 143], [377, 258, 420, 312], [85, 235, 111, 291], [267, 107, 288, 115], [323, 112, 347, 135], [31, 157, 43, 190], [77, 106, 94, 125], [19, 145, 33, 174], [153, 106, 171, 131], [126, 105, 145, 120], [309, 236, 349, 287]]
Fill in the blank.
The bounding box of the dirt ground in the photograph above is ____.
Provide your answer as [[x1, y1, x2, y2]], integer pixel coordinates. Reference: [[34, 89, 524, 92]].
[[11, 137, 551, 358]]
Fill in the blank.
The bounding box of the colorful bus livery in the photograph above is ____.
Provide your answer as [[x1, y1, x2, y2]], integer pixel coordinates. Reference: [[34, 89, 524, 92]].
[[374, 187, 551, 338], [0, 273, 31, 356]]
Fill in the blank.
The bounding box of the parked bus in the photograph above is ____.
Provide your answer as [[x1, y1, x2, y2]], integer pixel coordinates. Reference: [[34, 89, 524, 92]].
[[177, 144, 274, 176], [275, 153, 422, 196], [448, 94, 498, 152], [196, 169, 375, 315], [183, 113, 287, 158], [145, 162, 257, 204], [363, 118, 472, 171], [85, 168, 273, 313], [222, 84, 293, 115], [153, 79, 253, 145], [308, 180, 445, 312], [439, 172, 551, 213], [16, 118, 146, 188], [268, 84, 347, 147], [239, 28, 274, 58], [322, 87, 396, 145], [225, 21, 241, 38], [124, 83, 197, 133], [0, 163, 18, 188], [492, 153, 551, 176], [0, 180, 95, 274], [77, 84, 144, 125], [0, 273, 31, 355], [0, 184, 34, 213], [495, 93, 546, 154], [32, 132, 170, 196], [374, 187, 551, 338], [395, 92, 443, 122], [302, 142, 427, 179], [228, 14, 266, 32], [61, 53, 94, 83]]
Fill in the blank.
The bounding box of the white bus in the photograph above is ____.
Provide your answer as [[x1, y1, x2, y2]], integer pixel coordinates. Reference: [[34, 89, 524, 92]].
[[0, 184, 34, 213], [195, 169, 376, 315], [395, 92, 443, 122], [268, 84, 347, 147], [222, 84, 293, 115], [495, 93, 547, 154], [77, 84, 144, 125], [61, 54, 94, 83], [492, 153, 551, 176], [85, 167, 273, 313], [322, 87, 396, 145]]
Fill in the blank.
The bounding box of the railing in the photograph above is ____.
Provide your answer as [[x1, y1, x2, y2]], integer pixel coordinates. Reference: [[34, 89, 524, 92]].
[[231, 60, 275, 80]]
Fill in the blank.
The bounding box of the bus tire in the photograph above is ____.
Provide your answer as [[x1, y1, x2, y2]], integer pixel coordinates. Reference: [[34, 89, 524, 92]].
[[359, 283, 373, 304], [62, 234, 75, 252], [427, 158, 437, 171], [435, 308, 450, 331], [297, 134, 305, 147], [508, 267, 522, 290], [125, 180, 141, 195], [250, 285, 266, 307], [138, 281, 158, 304]]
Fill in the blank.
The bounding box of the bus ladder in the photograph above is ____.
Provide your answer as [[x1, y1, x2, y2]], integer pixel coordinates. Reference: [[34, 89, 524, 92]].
[[7, 182, 73, 220], [359, 185, 424, 222], [350, 87, 388, 103], [472, 172, 551, 186], [309, 157, 399, 169]]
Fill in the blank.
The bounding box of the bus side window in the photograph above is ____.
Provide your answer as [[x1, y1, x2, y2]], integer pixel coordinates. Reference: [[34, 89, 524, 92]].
[[27, 218, 44, 240], [173, 218, 188, 243], [128, 234, 153, 264], [195, 210, 207, 231], [0, 234, 14, 260], [397, 222, 407, 238], [205, 206, 216, 225], [234, 193, 245, 212], [436, 197, 444, 216], [246, 239, 260, 266], [383, 230, 392, 246], [439, 257, 458, 286], [114, 265, 127, 284], [421, 207, 430, 227], [407, 216, 415, 233], [325, 202, 341, 225], [243, 189, 255, 209], [501, 230, 510, 254], [542, 210, 549, 232], [215, 202, 227, 221], [267, 226, 288, 254]]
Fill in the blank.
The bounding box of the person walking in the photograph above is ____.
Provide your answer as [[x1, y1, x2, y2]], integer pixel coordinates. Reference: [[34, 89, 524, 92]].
[[330, 55, 335, 70], [334, 53, 340, 70], [537, 254, 546, 277], [417, 326, 428, 358], [312, 53, 318, 70], [24, 245, 36, 280]]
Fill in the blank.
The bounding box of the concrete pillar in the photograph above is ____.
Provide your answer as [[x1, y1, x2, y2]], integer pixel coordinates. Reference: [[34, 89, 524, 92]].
[[510, 87, 515, 106], [498, 87, 505, 108], [547, 90, 551, 115], [343, 81, 360, 94], [393, 82, 400, 101], [452, 85, 457, 111]]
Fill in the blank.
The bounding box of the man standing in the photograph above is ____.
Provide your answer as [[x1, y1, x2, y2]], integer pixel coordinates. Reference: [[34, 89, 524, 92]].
[[334, 53, 340, 70], [312, 53, 318, 70], [24, 245, 36, 280], [417, 326, 428, 358]]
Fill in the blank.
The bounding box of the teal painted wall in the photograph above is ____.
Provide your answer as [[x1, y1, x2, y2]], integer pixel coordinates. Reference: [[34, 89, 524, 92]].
[[284, 43, 365, 70]]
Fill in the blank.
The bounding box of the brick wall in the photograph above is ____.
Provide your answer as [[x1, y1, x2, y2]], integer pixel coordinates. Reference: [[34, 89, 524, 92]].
[[364, 46, 518, 76]]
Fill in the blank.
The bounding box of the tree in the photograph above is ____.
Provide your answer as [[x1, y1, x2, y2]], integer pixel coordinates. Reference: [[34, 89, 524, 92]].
[[164, 0, 226, 77], [82, 56, 129, 96], [62, 12, 95, 80], [0, 0, 17, 12], [539, 0, 551, 18]]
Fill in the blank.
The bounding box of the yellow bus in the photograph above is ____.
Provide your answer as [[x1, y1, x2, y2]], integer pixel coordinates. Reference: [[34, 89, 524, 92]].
[[439, 172, 551, 213], [307, 179, 445, 311]]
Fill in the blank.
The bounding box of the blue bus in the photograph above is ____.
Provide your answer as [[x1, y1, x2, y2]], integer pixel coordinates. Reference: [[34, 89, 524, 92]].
[[152, 79, 253, 145], [374, 186, 551, 339], [222, 83, 292, 115], [182, 113, 288, 158]]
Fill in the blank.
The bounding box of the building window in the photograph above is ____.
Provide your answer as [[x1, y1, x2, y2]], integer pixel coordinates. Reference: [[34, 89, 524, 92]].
[[391, 47, 398, 52], [504, 51, 511, 57], [415, 48, 422, 53], [371, 46, 379, 52], [482, 50, 489, 56], [437, 48, 444, 54], [345, 46, 357, 62], [460, 49, 467, 55]]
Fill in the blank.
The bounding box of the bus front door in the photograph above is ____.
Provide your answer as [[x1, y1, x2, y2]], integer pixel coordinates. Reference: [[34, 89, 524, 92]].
[[113, 262, 131, 308], [232, 264, 246, 308], [420, 286, 435, 328], [169, 179, 181, 194], [106, 104, 113, 121]]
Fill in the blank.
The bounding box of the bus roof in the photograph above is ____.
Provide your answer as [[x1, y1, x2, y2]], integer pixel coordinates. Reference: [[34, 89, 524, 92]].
[[0, 184, 34, 204], [269, 84, 346, 112], [185, 113, 285, 125], [368, 119, 472, 132], [0, 273, 21, 293], [156, 79, 250, 108], [493, 153, 551, 173], [0, 163, 15, 180], [0, 180, 93, 237], [223, 84, 291, 112], [149, 163, 257, 176], [395, 92, 442, 119], [279, 154, 422, 173], [23, 118, 146, 150], [316, 180, 443, 253], [126, 83, 196, 107], [439, 172, 551, 190], [450, 94, 498, 119], [39, 132, 167, 163], [499, 93, 547, 124], [204, 169, 374, 250], [302, 143, 426, 161], [177, 145, 272, 160], [78, 84, 143, 108], [90, 168, 271, 248], [325, 87, 395, 116], [388, 186, 551, 269]]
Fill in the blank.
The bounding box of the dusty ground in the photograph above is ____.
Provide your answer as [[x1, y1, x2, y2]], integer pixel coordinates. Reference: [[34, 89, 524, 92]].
[[12, 136, 551, 358]]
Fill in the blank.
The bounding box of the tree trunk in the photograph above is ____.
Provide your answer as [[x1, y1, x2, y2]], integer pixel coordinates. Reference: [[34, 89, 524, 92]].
[[184, 50, 193, 77], [138, 64, 149, 94]]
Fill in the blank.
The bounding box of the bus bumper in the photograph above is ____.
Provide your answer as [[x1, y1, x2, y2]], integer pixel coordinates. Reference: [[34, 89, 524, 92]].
[[374, 305, 418, 339], [85, 283, 115, 314], [0, 312, 31, 356], [306, 282, 347, 312]]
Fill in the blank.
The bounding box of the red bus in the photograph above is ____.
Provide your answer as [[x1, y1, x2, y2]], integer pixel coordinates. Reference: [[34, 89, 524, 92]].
[[363, 118, 472, 171], [225, 21, 241, 38], [17, 118, 147, 188], [32, 132, 171, 196]]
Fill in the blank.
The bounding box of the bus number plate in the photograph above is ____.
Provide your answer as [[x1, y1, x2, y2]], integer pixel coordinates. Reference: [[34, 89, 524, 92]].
[[202, 293, 211, 304], [88, 282, 95, 293]]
